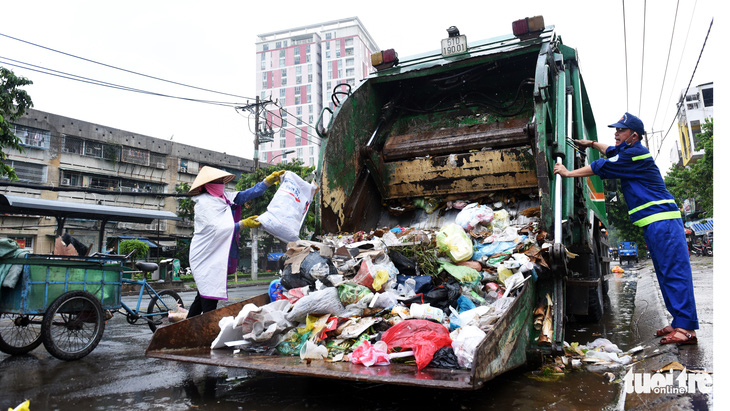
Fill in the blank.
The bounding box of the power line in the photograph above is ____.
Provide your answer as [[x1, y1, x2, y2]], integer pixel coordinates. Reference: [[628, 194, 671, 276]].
[[0, 31, 256, 101], [655, 17, 712, 158], [638, 0, 647, 116], [622, 0, 629, 111], [0, 57, 243, 108], [649, 0, 680, 133], [660, 0, 698, 130]]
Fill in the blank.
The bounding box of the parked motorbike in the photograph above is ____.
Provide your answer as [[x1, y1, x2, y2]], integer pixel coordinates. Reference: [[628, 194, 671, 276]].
[[691, 241, 713, 257]]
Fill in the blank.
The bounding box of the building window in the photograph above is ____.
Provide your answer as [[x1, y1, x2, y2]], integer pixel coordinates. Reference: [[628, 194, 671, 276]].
[[263, 44, 269, 51], [2, 160, 43, 183], [346, 58, 354, 67], [13, 124, 50, 148], [701, 88, 713, 107], [345, 38, 354, 47], [346, 68, 355, 77]]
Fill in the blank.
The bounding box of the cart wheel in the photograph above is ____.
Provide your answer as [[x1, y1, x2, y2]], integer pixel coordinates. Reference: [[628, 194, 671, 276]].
[[0, 313, 43, 355], [41, 291, 105, 361], [147, 290, 184, 332]]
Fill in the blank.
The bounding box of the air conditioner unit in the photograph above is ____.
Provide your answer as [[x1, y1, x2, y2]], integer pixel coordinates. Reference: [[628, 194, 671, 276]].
[[178, 166, 187, 173], [156, 162, 166, 169], [61, 178, 71, 185]]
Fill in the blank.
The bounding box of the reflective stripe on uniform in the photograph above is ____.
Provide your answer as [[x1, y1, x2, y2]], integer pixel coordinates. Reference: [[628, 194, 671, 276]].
[[633, 210, 682, 227], [632, 153, 652, 161], [628, 199, 677, 215]]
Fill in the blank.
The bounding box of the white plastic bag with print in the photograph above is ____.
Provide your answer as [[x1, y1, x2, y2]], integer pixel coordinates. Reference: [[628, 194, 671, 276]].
[[258, 171, 318, 243]]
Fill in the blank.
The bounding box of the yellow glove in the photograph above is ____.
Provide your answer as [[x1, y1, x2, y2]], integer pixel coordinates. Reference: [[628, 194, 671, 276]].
[[265, 170, 287, 185], [240, 215, 261, 228]]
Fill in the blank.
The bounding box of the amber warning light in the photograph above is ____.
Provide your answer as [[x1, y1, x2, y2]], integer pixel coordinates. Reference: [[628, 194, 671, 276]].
[[371, 49, 399, 70], [512, 16, 545, 37]]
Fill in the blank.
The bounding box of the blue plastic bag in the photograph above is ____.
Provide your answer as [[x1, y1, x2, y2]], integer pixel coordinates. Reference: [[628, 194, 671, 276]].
[[269, 278, 286, 302]]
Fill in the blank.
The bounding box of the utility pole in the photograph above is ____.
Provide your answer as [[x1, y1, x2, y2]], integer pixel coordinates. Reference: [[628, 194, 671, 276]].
[[236, 97, 273, 281], [251, 96, 260, 281]]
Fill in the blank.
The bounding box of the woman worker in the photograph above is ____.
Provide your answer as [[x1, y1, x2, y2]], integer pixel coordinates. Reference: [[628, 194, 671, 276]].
[[186, 166, 285, 317]]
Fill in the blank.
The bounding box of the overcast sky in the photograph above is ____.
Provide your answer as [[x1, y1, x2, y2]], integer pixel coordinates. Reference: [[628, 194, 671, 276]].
[[0, 0, 717, 173]]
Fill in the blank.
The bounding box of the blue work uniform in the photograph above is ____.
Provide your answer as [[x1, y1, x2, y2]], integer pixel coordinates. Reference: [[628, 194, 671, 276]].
[[591, 141, 699, 330]]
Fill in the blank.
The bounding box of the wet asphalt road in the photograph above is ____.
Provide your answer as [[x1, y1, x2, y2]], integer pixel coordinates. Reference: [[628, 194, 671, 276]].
[[0, 257, 713, 410]]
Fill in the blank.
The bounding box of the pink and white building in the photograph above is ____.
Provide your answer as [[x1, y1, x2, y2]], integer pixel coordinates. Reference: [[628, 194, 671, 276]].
[[256, 17, 378, 167]]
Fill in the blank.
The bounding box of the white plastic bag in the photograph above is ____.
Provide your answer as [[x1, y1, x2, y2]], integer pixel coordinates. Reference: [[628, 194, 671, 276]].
[[455, 203, 494, 231], [450, 325, 487, 369], [258, 171, 317, 243]]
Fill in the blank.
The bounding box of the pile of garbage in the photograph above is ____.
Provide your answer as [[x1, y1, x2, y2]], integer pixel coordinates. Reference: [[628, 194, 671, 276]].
[[213, 202, 552, 371]]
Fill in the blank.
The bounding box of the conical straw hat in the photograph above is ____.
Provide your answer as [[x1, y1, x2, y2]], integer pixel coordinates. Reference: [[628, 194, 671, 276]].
[[188, 166, 235, 195]]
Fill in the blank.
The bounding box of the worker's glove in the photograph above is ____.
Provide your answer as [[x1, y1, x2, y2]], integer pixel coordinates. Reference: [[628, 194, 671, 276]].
[[265, 170, 286, 185], [239, 215, 261, 228]]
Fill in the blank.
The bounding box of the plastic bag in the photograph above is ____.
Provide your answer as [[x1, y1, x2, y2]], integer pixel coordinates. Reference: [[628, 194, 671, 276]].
[[450, 325, 487, 369], [436, 224, 474, 262], [455, 203, 494, 231], [300, 340, 328, 360], [258, 171, 317, 243], [350, 340, 390, 367], [269, 279, 286, 302], [492, 209, 511, 229], [429, 346, 461, 369], [286, 287, 345, 323], [353, 256, 376, 290], [337, 283, 373, 306], [379, 319, 452, 370], [438, 261, 481, 285], [168, 304, 188, 323]]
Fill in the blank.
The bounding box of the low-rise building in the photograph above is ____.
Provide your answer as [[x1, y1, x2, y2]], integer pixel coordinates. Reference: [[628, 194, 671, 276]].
[[1, 108, 255, 255]]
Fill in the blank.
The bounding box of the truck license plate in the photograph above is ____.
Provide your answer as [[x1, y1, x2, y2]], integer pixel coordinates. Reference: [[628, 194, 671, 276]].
[[441, 35, 468, 57]]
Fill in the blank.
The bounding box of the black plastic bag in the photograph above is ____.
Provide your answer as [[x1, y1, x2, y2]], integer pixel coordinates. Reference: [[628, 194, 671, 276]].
[[389, 250, 417, 276], [403, 278, 460, 311], [281, 252, 338, 289], [428, 346, 461, 369], [396, 274, 434, 294]]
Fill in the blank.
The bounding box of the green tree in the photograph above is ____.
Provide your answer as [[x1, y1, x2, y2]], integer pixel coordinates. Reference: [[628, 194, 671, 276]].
[[665, 119, 713, 218], [0, 68, 34, 180], [119, 239, 150, 264], [175, 182, 195, 222]]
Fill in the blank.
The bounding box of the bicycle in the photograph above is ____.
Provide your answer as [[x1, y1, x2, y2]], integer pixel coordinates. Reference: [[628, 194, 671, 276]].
[[116, 261, 185, 332]]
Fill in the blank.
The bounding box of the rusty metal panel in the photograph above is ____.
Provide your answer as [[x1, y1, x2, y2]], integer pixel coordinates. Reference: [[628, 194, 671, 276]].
[[383, 118, 530, 161], [384, 148, 537, 199]]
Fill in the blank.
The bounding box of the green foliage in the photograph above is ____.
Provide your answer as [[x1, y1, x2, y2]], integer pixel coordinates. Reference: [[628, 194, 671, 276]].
[[665, 119, 713, 218], [119, 239, 150, 262], [175, 182, 195, 222], [174, 238, 190, 268], [236, 159, 317, 245], [0, 68, 34, 180]]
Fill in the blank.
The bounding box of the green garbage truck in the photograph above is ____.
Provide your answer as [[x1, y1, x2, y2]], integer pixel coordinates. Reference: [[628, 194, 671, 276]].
[[147, 16, 610, 390]]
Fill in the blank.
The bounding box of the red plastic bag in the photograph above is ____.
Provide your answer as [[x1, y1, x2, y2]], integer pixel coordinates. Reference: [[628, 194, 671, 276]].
[[350, 340, 390, 367], [380, 319, 452, 370]]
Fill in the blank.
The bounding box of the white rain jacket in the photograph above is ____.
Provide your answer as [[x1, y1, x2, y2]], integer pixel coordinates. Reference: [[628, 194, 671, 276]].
[[189, 182, 268, 299]]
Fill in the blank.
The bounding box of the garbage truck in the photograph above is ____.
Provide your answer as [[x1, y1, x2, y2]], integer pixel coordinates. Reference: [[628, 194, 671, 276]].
[[147, 16, 610, 390]]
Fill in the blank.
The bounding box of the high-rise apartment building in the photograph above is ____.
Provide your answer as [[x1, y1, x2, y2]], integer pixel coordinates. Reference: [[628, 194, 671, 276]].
[[676, 82, 713, 166], [255, 17, 378, 167]]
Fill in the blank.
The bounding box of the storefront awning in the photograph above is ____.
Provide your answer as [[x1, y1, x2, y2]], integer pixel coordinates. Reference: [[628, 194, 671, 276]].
[[267, 252, 284, 262], [687, 219, 713, 236]]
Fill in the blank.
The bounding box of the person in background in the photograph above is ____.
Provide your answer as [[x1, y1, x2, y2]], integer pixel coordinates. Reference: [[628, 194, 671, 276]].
[[186, 166, 285, 317], [553, 112, 698, 345]]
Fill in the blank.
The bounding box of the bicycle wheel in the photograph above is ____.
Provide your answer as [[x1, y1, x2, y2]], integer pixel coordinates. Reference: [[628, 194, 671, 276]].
[[41, 291, 105, 361], [147, 290, 184, 332], [0, 313, 43, 355]]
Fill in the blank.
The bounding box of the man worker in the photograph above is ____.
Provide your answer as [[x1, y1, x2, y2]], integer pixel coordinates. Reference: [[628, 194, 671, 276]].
[[553, 112, 698, 345]]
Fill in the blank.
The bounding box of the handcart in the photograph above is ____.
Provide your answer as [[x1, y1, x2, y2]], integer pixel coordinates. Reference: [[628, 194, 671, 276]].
[[0, 253, 125, 360]]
